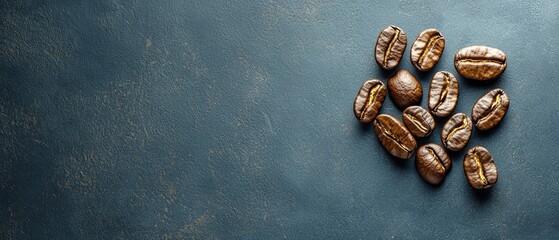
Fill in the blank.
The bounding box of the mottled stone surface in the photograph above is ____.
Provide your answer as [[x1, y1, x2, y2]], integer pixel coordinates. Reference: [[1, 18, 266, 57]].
[[0, 0, 558, 238]]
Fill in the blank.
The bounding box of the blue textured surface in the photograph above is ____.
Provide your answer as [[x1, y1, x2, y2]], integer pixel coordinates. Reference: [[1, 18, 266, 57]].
[[1, 0, 558, 239]]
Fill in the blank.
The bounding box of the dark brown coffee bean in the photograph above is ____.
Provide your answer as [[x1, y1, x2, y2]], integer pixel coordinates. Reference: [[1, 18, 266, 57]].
[[454, 46, 507, 80], [375, 25, 407, 70], [353, 79, 387, 123], [428, 71, 459, 118], [373, 114, 417, 159], [416, 144, 451, 185], [441, 113, 472, 151], [410, 29, 445, 72], [472, 88, 510, 130], [402, 106, 435, 137], [387, 70, 422, 110], [464, 146, 498, 189]]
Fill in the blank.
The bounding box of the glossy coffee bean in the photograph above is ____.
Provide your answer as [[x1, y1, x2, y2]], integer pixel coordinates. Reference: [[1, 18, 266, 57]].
[[388, 70, 422, 110], [416, 144, 452, 185], [454, 46, 507, 80], [428, 71, 459, 118], [441, 113, 472, 151], [402, 106, 435, 137], [353, 79, 387, 123], [464, 146, 498, 189], [410, 29, 445, 72], [472, 88, 510, 130], [373, 114, 417, 159], [375, 25, 407, 70]]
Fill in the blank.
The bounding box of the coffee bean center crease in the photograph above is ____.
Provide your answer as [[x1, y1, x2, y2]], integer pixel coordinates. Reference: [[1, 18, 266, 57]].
[[408, 114, 429, 132], [457, 59, 505, 64], [427, 147, 445, 171], [473, 152, 488, 185], [418, 34, 443, 66], [360, 84, 381, 119], [375, 120, 412, 153], [383, 28, 401, 67], [434, 73, 450, 111], [478, 93, 502, 123], [446, 117, 469, 143]]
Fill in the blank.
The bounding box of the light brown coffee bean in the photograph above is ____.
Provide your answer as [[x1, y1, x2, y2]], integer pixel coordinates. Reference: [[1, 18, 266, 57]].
[[464, 146, 498, 189], [373, 114, 417, 159], [353, 79, 387, 123], [402, 106, 435, 137], [416, 144, 452, 185], [441, 113, 472, 151], [388, 70, 422, 110], [428, 71, 459, 118], [410, 29, 445, 72], [375, 25, 407, 70], [454, 46, 507, 80], [472, 88, 510, 130]]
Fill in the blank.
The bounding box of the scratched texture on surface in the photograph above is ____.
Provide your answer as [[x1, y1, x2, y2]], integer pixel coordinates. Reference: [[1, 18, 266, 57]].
[[1, 0, 558, 239]]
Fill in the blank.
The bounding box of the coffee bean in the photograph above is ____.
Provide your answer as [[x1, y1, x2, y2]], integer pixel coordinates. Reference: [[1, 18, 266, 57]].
[[416, 144, 451, 185], [441, 113, 472, 151], [353, 79, 387, 123], [388, 70, 422, 110], [428, 71, 459, 118], [375, 25, 407, 70], [464, 146, 498, 189], [373, 114, 417, 159], [454, 46, 507, 80], [402, 106, 435, 137], [410, 29, 445, 72], [472, 88, 510, 130]]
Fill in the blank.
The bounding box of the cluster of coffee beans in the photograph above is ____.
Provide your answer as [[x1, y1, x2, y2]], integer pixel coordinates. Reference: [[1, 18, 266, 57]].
[[354, 25, 509, 189]]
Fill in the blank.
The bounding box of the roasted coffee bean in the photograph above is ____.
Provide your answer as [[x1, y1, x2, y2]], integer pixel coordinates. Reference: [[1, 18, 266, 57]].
[[373, 114, 417, 159], [388, 70, 422, 110], [416, 144, 452, 185], [441, 113, 472, 151], [375, 25, 407, 70], [353, 79, 387, 123], [454, 46, 507, 80], [428, 71, 459, 118], [402, 106, 435, 137], [410, 29, 445, 72], [464, 146, 498, 189], [472, 88, 510, 130]]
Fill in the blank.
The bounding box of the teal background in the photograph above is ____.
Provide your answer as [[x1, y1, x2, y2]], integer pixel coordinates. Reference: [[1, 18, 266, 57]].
[[1, 0, 558, 239]]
